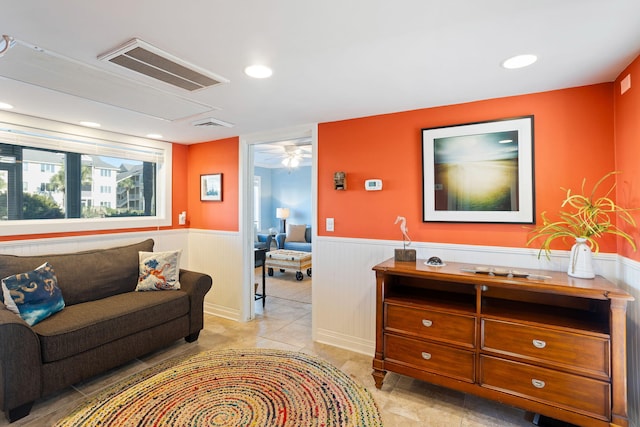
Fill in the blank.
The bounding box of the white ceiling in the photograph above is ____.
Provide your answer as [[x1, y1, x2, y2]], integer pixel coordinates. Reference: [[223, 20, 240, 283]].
[[1, 1, 639, 145]]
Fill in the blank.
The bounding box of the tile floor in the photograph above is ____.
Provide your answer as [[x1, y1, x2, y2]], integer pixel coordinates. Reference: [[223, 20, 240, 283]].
[[4, 276, 542, 427]]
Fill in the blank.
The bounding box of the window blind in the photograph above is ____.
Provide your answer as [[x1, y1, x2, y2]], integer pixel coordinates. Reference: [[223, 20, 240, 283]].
[[0, 123, 166, 163]]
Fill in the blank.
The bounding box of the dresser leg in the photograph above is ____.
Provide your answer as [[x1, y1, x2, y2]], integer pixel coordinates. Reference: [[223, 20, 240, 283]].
[[372, 368, 386, 389]]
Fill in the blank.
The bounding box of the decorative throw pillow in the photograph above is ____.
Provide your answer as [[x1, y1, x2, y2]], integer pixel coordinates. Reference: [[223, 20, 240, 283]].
[[136, 250, 182, 291], [287, 224, 307, 243], [1, 262, 65, 326]]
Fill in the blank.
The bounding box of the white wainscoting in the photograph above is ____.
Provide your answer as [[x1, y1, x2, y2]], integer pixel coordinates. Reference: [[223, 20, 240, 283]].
[[312, 235, 620, 356], [187, 229, 243, 321], [0, 230, 188, 258], [0, 228, 244, 321], [617, 257, 640, 427]]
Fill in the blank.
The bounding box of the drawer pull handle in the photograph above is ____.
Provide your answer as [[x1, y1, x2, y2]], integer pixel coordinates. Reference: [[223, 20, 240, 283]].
[[531, 379, 546, 389], [532, 339, 546, 349], [422, 319, 433, 327], [421, 352, 432, 360]]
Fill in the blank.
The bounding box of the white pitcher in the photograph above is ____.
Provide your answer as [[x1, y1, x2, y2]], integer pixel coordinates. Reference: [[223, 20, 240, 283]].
[[568, 237, 595, 279]]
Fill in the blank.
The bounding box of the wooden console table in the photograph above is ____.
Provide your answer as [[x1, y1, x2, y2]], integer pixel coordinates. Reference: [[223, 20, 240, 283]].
[[372, 258, 633, 427]]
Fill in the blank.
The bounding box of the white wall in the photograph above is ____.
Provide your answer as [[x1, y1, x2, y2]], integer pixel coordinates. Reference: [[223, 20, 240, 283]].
[[0, 230, 187, 258], [187, 229, 243, 320], [617, 257, 640, 427]]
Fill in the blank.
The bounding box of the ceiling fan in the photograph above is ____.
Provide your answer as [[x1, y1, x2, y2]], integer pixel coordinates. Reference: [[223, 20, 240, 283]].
[[255, 141, 312, 169], [280, 145, 311, 168]]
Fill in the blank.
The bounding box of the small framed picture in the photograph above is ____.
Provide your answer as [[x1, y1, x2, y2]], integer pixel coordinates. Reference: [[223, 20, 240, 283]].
[[200, 173, 223, 201]]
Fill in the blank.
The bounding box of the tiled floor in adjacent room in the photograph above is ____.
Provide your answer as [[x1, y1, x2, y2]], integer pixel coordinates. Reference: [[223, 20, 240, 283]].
[[4, 272, 539, 427]]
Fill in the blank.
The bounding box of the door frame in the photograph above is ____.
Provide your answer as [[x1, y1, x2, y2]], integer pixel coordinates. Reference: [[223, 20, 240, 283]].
[[239, 123, 318, 321]]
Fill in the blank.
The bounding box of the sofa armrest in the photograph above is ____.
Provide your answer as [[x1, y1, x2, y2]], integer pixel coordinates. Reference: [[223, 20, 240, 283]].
[[257, 233, 273, 251], [179, 269, 213, 336], [275, 233, 286, 249], [0, 306, 41, 416]]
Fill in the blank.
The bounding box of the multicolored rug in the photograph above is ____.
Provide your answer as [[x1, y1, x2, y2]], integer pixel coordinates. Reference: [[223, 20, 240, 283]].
[[54, 348, 383, 426]]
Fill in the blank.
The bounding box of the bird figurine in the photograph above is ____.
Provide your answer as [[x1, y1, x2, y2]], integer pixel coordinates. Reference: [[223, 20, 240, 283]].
[[394, 216, 411, 250]]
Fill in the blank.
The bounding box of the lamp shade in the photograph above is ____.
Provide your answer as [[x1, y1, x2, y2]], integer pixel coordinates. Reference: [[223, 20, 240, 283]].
[[276, 207, 290, 219]]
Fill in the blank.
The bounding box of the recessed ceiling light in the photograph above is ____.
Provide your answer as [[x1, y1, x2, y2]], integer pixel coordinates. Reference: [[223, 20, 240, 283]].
[[244, 64, 273, 79], [502, 54, 537, 69], [0, 102, 14, 110], [79, 121, 101, 128], [146, 133, 163, 139]]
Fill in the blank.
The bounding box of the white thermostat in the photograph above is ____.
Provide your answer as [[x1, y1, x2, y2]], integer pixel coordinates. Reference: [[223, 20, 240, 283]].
[[365, 179, 383, 191]]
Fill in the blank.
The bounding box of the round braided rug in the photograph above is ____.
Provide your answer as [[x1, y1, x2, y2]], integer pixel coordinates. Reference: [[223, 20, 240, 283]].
[[54, 348, 383, 426]]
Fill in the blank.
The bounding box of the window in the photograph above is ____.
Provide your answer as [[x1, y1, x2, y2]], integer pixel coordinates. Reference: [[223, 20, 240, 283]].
[[0, 116, 172, 236], [40, 163, 55, 173]]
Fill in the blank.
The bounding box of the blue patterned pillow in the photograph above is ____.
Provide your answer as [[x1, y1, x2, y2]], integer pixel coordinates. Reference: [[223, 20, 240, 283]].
[[1, 262, 65, 326]]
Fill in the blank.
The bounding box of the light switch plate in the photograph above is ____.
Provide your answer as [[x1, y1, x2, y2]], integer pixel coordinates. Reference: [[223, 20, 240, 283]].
[[326, 217, 334, 232]]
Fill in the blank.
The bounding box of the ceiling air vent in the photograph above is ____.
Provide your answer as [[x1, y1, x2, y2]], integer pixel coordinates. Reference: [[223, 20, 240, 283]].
[[191, 117, 235, 128], [98, 38, 228, 92]]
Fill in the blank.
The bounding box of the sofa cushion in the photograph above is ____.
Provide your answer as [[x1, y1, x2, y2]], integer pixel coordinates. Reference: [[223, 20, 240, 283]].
[[284, 242, 312, 252], [287, 224, 307, 242], [1, 262, 65, 326], [32, 290, 189, 363], [136, 250, 182, 291], [0, 239, 154, 306]]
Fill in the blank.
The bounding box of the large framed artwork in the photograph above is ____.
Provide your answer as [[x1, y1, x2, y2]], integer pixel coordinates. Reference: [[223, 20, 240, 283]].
[[200, 173, 223, 202], [422, 116, 534, 223]]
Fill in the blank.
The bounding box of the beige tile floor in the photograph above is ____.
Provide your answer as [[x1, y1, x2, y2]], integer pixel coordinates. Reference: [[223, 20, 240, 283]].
[[4, 274, 541, 427]]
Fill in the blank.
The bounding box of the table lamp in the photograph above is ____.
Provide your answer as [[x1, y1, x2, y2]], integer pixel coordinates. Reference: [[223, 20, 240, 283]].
[[276, 207, 290, 233]]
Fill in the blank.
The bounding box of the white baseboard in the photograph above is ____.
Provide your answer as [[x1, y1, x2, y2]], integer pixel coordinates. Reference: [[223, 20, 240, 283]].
[[204, 302, 240, 322], [315, 328, 375, 356]]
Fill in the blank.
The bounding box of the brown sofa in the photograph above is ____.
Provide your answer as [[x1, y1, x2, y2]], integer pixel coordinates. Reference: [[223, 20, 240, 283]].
[[0, 239, 212, 423]]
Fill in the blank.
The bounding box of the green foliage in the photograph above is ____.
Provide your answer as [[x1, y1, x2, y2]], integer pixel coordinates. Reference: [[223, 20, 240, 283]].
[[23, 193, 64, 219], [49, 168, 65, 192], [527, 171, 637, 258]]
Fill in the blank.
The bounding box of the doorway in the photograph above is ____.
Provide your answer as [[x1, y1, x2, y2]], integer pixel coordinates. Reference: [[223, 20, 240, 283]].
[[241, 124, 317, 322]]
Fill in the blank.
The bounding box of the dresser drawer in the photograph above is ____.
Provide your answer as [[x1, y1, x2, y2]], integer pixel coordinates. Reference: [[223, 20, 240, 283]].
[[481, 319, 609, 378], [480, 355, 610, 420], [385, 333, 475, 382], [385, 303, 476, 347]]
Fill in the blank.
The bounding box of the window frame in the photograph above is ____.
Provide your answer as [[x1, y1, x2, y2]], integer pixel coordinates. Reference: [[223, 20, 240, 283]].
[[0, 112, 172, 236]]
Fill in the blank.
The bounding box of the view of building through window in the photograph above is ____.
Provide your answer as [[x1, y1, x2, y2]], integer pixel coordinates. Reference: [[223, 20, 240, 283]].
[[0, 144, 156, 220]]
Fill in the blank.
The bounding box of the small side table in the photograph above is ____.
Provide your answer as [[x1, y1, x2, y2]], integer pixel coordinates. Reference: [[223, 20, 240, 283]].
[[254, 248, 267, 307]]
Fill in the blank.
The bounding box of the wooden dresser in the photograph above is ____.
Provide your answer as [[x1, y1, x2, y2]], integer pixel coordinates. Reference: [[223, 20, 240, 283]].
[[372, 258, 633, 427]]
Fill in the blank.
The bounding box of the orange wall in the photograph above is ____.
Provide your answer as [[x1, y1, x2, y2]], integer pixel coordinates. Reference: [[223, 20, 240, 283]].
[[318, 84, 617, 252], [172, 143, 189, 229], [4, 77, 634, 256], [614, 55, 640, 261], [186, 137, 239, 231]]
